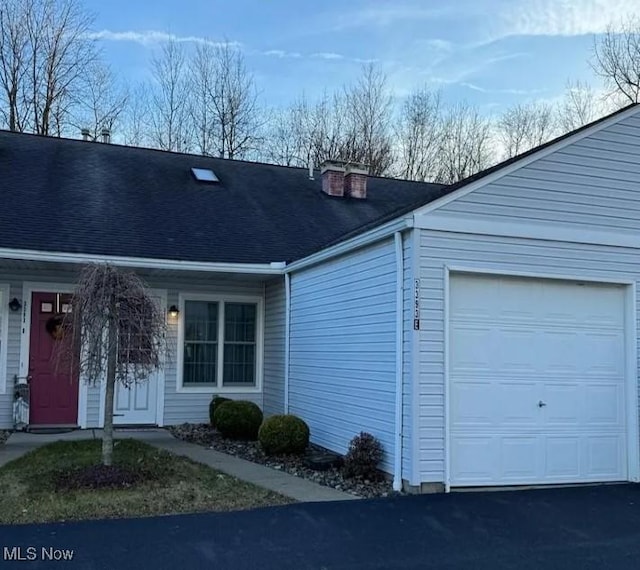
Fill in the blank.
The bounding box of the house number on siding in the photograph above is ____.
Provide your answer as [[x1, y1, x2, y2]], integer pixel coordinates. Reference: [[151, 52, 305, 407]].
[[413, 279, 420, 330]]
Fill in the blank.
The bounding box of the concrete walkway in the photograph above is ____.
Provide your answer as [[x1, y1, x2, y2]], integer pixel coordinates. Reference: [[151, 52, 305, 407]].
[[0, 428, 357, 503]]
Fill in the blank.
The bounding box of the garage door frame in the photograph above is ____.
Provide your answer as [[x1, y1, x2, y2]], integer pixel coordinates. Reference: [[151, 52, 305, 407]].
[[443, 265, 639, 492]]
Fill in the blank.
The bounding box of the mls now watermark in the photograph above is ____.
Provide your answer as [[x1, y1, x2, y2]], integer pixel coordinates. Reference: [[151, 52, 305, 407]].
[[4, 546, 75, 561]]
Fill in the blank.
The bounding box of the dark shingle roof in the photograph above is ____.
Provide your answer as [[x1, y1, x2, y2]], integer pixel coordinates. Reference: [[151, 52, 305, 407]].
[[0, 131, 447, 264]]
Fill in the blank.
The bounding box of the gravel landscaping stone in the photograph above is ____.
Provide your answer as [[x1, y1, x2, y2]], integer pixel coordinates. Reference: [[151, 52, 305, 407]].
[[168, 423, 402, 499]]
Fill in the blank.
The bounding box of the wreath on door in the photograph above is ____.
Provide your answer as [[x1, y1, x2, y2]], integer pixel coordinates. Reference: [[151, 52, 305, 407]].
[[45, 313, 67, 340]]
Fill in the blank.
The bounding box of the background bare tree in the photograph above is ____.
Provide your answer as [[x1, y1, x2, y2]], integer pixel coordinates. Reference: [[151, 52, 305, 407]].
[[0, 0, 97, 134], [149, 40, 192, 152], [57, 264, 167, 466], [496, 101, 556, 159], [72, 61, 128, 139], [341, 64, 394, 175], [208, 42, 262, 159], [121, 82, 150, 147], [394, 87, 442, 181], [592, 16, 640, 104], [435, 102, 493, 183]]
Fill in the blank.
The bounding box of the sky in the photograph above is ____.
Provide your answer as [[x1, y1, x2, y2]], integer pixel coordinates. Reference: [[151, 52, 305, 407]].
[[83, 0, 640, 115]]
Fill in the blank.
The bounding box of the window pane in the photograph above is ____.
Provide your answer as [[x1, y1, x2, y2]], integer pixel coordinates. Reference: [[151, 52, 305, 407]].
[[183, 342, 217, 384], [185, 301, 218, 341], [223, 344, 255, 385], [224, 303, 256, 342]]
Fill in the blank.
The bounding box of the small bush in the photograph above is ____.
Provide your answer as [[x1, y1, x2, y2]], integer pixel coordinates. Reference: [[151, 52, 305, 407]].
[[213, 400, 263, 440], [258, 415, 310, 456], [342, 432, 384, 480], [209, 396, 231, 427]]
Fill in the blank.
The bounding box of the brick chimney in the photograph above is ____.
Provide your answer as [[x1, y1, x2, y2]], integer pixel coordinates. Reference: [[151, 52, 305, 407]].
[[321, 160, 346, 197], [344, 163, 369, 199]]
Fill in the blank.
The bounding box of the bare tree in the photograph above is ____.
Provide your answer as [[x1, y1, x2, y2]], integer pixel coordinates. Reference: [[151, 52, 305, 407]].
[[262, 106, 303, 166], [557, 80, 602, 132], [435, 102, 493, 184], [56, 264, 167, 466], [149, 40, 192, 152], [496, 101, 556, 159], [0, 0, 97, 135], [72, 61, 128, 140], [209, 42, 262, 159], [122, 82, 151, 147], [189, 42, 217, 156], [592, 16, 640, 104], [394, 87, 442, 181], [341, 64, 394, 175]]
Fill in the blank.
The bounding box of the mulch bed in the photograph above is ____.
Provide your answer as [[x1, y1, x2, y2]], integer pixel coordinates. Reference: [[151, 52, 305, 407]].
[[54, 464, 152, 491], [168, 423, 402, 499]]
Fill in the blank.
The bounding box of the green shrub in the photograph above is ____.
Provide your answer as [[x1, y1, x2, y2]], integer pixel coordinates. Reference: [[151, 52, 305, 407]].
[[258, 415, 310, 456], [213, 400, 263, 440], [209, 396, 231, 427], [342, 432, 383, 480]]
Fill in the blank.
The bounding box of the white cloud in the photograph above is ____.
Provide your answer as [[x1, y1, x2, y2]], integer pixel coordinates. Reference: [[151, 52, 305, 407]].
[[263, 49, 302, 58], [311, 52, 345, 60], [498, 0, 640, 37], [460, 82, 546, 95], [85, 29, 241, 48]]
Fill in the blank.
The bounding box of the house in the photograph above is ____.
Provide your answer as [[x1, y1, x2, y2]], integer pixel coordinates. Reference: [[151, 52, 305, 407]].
[[2, 103, 640, 493]]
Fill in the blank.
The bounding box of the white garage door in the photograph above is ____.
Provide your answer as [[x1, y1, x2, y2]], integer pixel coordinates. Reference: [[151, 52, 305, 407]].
[[449, 274, 628, 486]]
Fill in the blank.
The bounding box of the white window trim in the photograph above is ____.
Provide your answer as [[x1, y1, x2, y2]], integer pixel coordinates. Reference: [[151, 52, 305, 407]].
[[0, 284, 9, 395], [176, 292, 264, 394]]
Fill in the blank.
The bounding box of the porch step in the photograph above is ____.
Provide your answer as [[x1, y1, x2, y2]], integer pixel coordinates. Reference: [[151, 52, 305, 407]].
[[26, 424, 79, 434]]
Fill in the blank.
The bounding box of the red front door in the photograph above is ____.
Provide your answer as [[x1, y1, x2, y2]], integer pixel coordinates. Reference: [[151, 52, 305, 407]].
[[28, 292, 79, 425]]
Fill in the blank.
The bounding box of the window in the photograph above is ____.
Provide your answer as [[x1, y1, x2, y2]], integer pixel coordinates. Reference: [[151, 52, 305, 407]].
[[223, 303, 256, 386], [179, 296, 260, 390]]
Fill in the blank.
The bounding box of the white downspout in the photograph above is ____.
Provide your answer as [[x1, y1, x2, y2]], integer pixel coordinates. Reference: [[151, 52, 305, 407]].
[[393, 231, 404, 492], [284, 272, 291, 414]]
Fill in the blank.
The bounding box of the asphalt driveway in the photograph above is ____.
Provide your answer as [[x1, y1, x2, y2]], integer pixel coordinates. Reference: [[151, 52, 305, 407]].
[[2, 484, 640, 569]]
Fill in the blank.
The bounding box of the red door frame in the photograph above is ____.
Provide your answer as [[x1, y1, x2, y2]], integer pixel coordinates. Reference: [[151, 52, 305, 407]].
[[28, 292, 79, 425]]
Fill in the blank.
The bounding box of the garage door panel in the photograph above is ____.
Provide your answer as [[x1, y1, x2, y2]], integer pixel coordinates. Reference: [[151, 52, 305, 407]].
[[449, 326, 495, 372], [498, 329, 539, 373], [543, 384, 581, 426], [496, 381, 539, 426], [501, 437, 539, 480], [545, 437, 581, 478], [586, 436, 625, 478], [451, 381, 494, 426], [449, 274, 628, 487], [584, 384, 624, 425], [450, 436, 496, 482]]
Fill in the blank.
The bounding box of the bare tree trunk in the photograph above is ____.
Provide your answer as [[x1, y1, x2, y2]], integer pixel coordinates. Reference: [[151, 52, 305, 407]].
[[102, 309, 117, 466]]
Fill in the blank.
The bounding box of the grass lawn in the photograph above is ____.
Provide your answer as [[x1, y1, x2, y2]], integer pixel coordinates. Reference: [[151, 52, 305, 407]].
[[0, 439, 293, 525]]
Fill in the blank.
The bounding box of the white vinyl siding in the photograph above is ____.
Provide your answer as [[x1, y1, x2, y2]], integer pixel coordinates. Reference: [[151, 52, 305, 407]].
[[288, 238, 398, 474], [437, 114, 640, 234], [0, 284, 9, 396], [263, 278, 286, 416]]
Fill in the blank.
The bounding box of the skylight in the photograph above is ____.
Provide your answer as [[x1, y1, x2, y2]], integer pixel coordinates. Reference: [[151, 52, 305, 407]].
[[191, 167, 219, 183]]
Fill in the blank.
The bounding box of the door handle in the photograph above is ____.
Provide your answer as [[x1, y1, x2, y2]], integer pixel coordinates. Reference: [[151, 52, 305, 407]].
[[538, 400, 547, 408]]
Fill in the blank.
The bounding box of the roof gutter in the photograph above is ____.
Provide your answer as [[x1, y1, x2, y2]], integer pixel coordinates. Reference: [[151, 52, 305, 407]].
[[285, 216, 413, 274], [0, 248, 286, 275]]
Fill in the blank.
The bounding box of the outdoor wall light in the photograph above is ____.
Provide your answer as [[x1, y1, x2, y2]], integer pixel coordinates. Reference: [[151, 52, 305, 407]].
[[168, 305, 180, 318], [8, 298, 22, 312]]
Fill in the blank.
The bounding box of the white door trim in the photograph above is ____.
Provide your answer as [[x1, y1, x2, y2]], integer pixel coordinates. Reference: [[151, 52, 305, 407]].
[[443, 266, 639, 486], [19, 282, 80, 425], [97, 289, 167, 427]]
